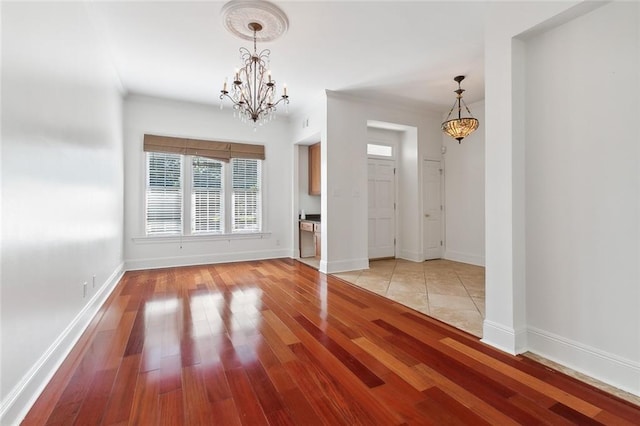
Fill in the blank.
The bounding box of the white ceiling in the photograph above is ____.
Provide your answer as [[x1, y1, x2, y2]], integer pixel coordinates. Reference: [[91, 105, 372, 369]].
[[89, 1, 486, 116]]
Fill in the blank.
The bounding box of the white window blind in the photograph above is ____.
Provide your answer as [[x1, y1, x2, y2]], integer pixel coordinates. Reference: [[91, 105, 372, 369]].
[[192, 157, 224, 234], [231, 158, 261, 232], [146, 152, 182, 235]]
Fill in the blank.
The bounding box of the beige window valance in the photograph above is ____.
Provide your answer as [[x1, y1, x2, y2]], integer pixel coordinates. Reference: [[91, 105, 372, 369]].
[[143, 134, 265, 162]]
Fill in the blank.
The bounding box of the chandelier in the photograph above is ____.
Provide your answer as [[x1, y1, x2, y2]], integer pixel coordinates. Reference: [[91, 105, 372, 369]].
[[220, 21, 289, 125], [441, 75, 479, 143]]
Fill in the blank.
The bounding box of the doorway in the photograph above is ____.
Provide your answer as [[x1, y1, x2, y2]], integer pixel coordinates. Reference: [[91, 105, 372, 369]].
[[423, 159, 442, 260], [368, 158, 396, 259]]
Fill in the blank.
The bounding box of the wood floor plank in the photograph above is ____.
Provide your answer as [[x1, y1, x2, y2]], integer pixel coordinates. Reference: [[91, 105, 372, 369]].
[[101, 354, 141, 425], [261, 309, 300, 345], [225, 367, 270, 426], [441, 337, 603, 417], [129, 370, 160, 425], [209, 398, 242, 426], [417, 386, 493, 425], [181, 364, 214, 424], [72, 368, 117, 425], [158, 388, 184, 426], [23, 259, 640, 425], [352, 336, 433, 391]]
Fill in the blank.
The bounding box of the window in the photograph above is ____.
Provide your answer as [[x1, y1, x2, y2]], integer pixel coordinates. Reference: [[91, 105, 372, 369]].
[[146, 154, 262, 236], [367, 143, 393, 157], [232, 159, 261, 232], [146, 152, 182, 235], [192, 157, 223, 234]]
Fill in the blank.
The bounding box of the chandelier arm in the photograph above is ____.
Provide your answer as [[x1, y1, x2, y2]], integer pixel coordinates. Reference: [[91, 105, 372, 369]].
[[271, 95, 289, 107]]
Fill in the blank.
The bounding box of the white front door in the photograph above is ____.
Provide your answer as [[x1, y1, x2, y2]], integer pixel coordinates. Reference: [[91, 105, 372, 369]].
[[368, 158, 396, 259], [423, 159, 442, 260]]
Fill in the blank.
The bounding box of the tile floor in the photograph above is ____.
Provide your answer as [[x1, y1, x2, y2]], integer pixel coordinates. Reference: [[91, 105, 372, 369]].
[[332, 258, 485, 337]]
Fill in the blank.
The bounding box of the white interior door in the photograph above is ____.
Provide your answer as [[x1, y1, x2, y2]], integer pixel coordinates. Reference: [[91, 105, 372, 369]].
[[423, 159, 442, 260], [368, 159, 396, 259]]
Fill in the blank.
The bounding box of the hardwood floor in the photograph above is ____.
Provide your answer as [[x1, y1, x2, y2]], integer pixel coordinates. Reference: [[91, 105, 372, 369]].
[[24, 259, 640, 425]]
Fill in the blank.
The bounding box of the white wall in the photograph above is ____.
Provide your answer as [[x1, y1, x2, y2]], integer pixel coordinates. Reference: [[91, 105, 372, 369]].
[[397, 127, 422, 262], [443, 100, 485, 266], [483, 0, 585, 354], [323, 92, 442, 273], [484, 0, 640, 396], [1, 3, 125, 423], [123, 95, 293, 270], [523, 1, 639, 395]]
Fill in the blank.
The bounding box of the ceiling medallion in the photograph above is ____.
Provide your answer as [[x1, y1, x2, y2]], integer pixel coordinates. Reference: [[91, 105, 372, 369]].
[[221, 0, 289, 42]]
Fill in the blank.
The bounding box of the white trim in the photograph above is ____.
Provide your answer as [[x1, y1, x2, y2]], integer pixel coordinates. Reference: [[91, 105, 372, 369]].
[[481, 320, 528, 355], [444, 250, 485, 267], [0, 263, 125, 426], [124, 249, 290, 271], [323, 257, 369, 274], [527, 326, 640, 397], [397, 249, 423, 263], [132, 231, 272, 244]]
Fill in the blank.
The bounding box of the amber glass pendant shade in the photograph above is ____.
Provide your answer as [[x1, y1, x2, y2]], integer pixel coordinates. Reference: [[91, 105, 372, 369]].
[[442, 75, 479, 143]]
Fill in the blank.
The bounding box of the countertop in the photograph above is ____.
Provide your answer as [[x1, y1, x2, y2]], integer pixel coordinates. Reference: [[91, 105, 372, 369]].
[[299, 214, 320, 223]]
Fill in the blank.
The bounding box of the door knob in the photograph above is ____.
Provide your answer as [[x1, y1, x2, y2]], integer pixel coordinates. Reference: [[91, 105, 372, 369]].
[[425, 214, 430, 217]]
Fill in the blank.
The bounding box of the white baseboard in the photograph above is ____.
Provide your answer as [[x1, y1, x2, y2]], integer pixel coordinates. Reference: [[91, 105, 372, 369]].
[[124, 249, 291, 271], [527, 326, 640, 397], [397, 249, 423, 262], [444, 250, 485, 266], [481, 320, 528, 355], [0, 263, 125, 426], [324, 257, 369, 274]]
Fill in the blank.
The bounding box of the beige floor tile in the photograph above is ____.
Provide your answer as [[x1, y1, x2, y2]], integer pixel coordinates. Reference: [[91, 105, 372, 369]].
[[356, 277, 390, 295], [426, 281, 468, 297], [464, 287, 485, 298], [330, 257, 485, 338], [472, 297, 485, 318], [387, 282, 426, 298], [360, 269, 394, 280], [428, 294, 478, 311], [430, 307, 484, 337], [390, 275, 426, 287], [394, 294, 430, 315], [459, 275, 484, 287], [333, 271, 362, 282]]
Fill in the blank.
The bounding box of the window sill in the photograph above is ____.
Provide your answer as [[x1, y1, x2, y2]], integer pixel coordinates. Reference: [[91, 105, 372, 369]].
[[132, 232, 271, 244]]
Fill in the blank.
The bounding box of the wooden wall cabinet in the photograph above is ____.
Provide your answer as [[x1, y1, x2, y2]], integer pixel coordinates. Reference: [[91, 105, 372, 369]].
[[308, 142, 321, 196]]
